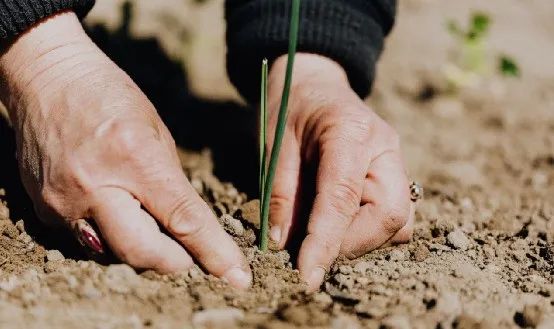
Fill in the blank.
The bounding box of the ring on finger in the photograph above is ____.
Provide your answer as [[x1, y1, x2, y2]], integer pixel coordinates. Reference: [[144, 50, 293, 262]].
[[409, 181, 423, 202], [71, 219, 105, 254]]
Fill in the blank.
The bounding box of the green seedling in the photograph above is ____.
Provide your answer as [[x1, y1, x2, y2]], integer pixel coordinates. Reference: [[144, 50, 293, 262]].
[[446, 12, 520, 89], [258, 0, 301, 251]]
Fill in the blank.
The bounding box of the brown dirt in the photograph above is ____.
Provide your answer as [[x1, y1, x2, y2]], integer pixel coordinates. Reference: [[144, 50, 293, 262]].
[[1, 0, 553, 328]]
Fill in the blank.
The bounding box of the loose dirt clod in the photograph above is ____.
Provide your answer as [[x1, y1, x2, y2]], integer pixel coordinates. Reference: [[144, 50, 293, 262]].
[[447, 229, 472, 250]]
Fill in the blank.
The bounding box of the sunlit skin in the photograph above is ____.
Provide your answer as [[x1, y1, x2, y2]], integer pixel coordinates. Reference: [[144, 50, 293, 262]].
[[0, 11, 413, 292]]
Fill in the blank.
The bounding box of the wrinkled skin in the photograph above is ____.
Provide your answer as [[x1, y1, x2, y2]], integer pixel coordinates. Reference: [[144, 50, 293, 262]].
[[0, 12, 413, 292]]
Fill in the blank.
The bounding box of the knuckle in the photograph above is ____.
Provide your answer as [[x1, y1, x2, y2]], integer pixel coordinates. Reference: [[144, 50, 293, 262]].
[[269, 194, 293, 213], [117, 241, 156, 268], [328, 179, 361, 218], [165, 197, 208, 240]]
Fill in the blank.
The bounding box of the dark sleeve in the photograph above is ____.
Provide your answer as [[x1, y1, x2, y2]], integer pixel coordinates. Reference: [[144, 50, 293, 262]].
[[0, 0, 95, 39], [225, 0, 396, 104]]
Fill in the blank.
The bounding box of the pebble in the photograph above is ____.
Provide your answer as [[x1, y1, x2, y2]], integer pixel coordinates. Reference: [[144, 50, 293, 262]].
[[432, 218, 455, 237], [192, 308, 244, 328], [447, 229, 471, 251], [353, 261, 371, 274], [436, 292, 462, 318], [334, 273, 355, 290], [312, 292, 333, 307], [236, 200, 260, 227], [389, 249, 407, 262], [412, 244, 430, 262], [355, 277, 370, 285], [219, 214, 244, 237], [46, 250, 65, 262], [104, 264, 139, 294], [339, 265, 352, 275], [0, 201, 9, 220], [381, 314, 412, 329]]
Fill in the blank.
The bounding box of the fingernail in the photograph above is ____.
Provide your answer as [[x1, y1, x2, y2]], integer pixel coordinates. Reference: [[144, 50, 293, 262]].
[[223, 267, 252, 289], [304, 267, 326, 292], [270, 226, 282, 243], [80, 228, 104, 254]]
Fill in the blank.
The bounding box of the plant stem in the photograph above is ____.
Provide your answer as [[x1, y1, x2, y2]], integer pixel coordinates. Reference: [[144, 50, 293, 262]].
[[259, 59, 268, 222], [259, 0, 301, 251]]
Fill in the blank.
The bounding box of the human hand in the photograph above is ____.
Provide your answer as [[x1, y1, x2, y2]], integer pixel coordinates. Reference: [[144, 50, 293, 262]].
[[266, 54, 414, 291], [0, 12, 251, 288]]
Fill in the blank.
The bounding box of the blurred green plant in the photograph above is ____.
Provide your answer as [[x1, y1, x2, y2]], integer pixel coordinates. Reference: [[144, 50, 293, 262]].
[[258, 0, 301, 251], [445, 12, 520, 89]]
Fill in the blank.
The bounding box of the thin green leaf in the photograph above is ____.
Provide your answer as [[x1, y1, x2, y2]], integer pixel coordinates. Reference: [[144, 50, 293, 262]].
[[259, 59, 269, 221], [259, 0, 301, 251]]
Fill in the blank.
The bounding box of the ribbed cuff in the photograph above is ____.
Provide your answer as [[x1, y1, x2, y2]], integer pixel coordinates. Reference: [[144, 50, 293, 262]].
[[225, 0, 395, 104], [0, 0, 95, 39]]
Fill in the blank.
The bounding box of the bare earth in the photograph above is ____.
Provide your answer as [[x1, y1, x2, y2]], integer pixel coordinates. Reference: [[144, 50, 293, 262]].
[[0, 0, 553, 328]]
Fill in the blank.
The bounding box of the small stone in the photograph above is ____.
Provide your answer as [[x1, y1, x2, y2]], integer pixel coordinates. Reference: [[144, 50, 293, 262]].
[[381, 314, 411, 329], [235, 200, 260, 228], [0, 202, 9, 220], [355, 277, 370, 285], [432, 218, 455, 237], [46, 250, 65, 262], [339, 265, 352, 275], [389, 249, 407, 262], [312, 292, 333, 307], [192, 308, 244, 328], [447, 229, 471, 251], [334, 273, 355, 290], [436, 292, 462, 318], [219, 214, 244, 237], [14, 220, 24, 233], [353, 261, 371, 274], [0, 189, 5, 196], [104, 264, 139, 294], [531, 172, 548, 189], [412, 244, 430, 262]]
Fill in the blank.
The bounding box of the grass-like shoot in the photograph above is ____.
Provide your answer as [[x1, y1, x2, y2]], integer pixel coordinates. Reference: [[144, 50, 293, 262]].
[[445, 12, 520, 89], [258, 0, 301, 251]]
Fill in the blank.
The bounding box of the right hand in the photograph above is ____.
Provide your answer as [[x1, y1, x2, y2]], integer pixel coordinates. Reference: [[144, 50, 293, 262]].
[[0, 11, 251, 288]]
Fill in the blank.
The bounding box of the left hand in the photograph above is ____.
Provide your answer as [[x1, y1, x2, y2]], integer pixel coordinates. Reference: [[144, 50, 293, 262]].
[[266, 54, 414, 291]]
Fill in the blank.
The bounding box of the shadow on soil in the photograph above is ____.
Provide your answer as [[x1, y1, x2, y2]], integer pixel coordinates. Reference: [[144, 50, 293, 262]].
[[0, 4, 258, 258]]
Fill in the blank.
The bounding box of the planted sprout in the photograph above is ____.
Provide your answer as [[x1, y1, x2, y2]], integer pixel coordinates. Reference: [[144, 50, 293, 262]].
[[259, 59, 268, 228], [446, 12, 520, 89], [259, 0, 301, 251]]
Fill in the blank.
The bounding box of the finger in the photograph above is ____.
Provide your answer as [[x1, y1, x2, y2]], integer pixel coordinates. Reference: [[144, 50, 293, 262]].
[[340, 151, 411, 258], [137, 165, 251, 289], [90, 187, 194, 273], [298, 133, 370, 292], [268, 134, 302, 248]]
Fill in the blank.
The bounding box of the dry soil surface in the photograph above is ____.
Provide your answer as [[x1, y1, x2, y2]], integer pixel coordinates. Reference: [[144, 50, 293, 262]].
[[0, 0, 553, 328]]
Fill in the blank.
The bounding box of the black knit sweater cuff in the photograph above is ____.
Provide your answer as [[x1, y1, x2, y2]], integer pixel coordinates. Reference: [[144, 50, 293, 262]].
[[0, 0, 95, 39], [226, 0, 395, 104]]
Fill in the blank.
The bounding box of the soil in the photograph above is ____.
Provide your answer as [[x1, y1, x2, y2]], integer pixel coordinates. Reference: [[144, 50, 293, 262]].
[[1, 0, 553, 328]]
